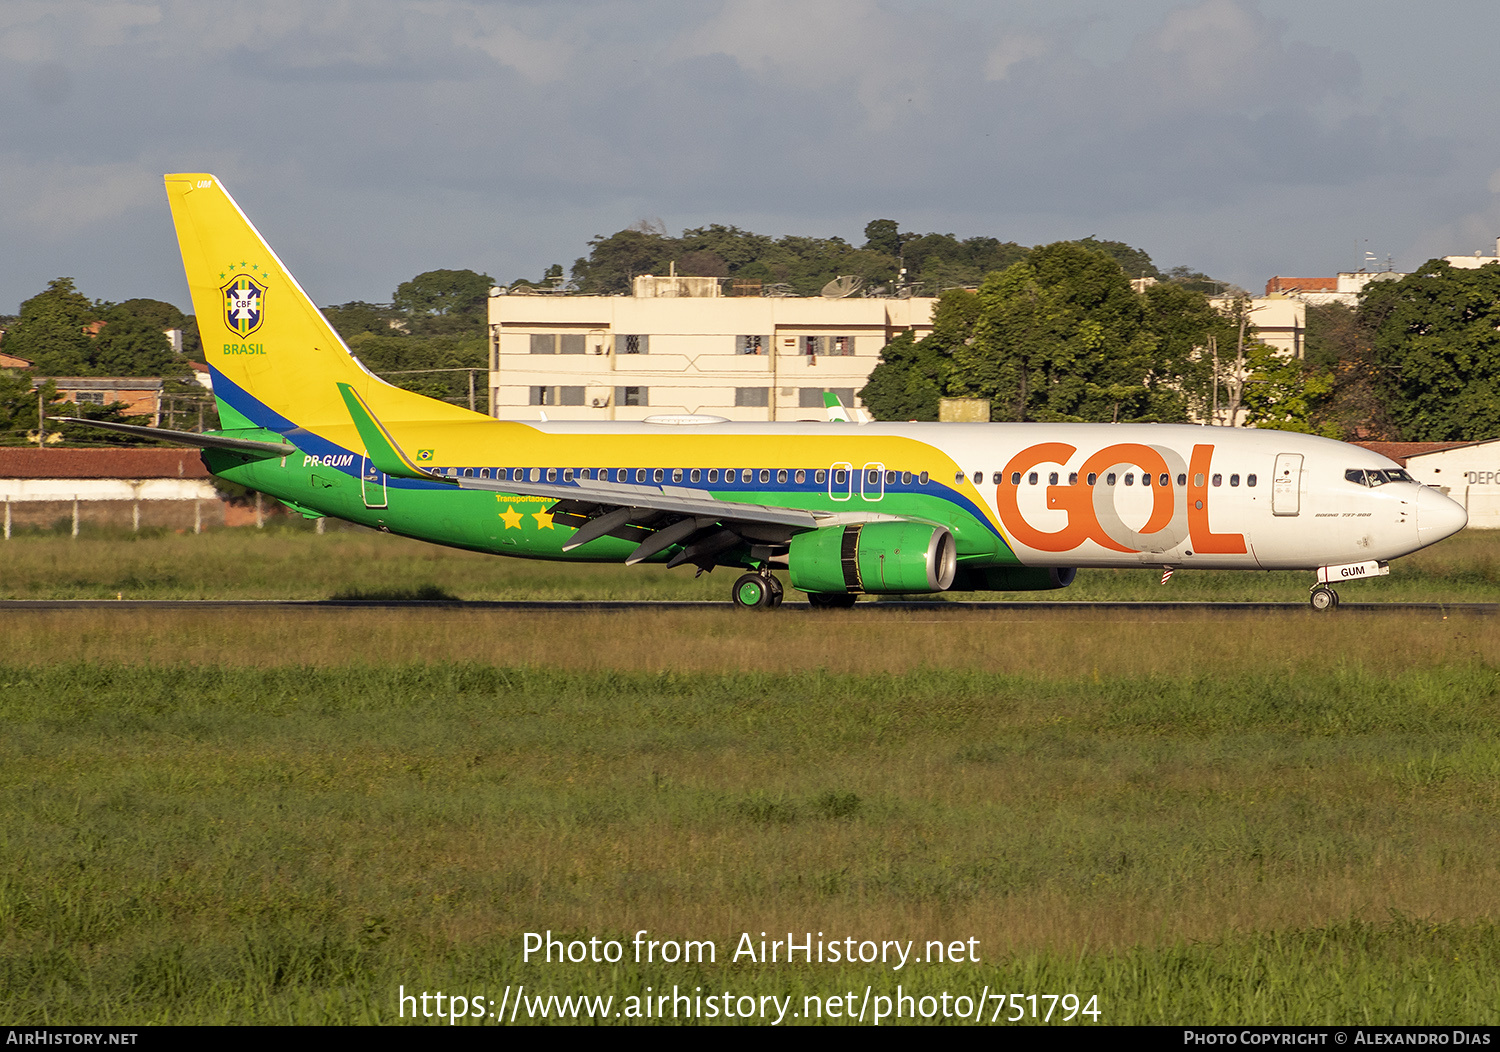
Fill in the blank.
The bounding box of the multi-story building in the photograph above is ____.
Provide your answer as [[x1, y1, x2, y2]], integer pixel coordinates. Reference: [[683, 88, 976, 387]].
[[487, 276, 938, 422]]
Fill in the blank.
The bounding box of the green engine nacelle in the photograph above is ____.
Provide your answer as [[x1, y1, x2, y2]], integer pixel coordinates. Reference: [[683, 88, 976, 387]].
[[789, 522, 958, 595], [949, 565, 1078, 591]]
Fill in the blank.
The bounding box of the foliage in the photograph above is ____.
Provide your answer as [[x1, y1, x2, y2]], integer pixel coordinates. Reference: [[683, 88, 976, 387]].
[[391, 269, 494, 336], [859, 289, 977, 421], [1239, 342, 1338, 436], [1362, 260, 1500, 441], [1302, 303, 1395, 441], [346, 333, 486, 408], [2, 278, 96, 374]]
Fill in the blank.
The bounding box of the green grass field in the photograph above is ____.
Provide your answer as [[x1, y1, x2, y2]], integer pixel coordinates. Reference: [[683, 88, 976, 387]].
[[2, 530, 1498, 1024], [0, 523, 1496, 603]]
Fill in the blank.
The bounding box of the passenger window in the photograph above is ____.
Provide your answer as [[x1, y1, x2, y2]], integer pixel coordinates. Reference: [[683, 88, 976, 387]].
[[992, 471, 1003, 484], [919, 471, 929, 485], [833, 469, 847, 485], [777, 469, 788, 484], [867, 470, 879, 485], [463, 468, 474, 478], [479, 468, 490, 479], [795, 470, 806, 484], [1011, 472, 1021, 485], [1048, 472, 1058, 485], [1028, 472, 1038, 485], [546, 468, 557, 482], [1087, 473, 1097, 486], [1247, 474, 1257, 487], [973, 470, 983, 483], [1212, 474, 1222, 487], [954, 471, 965, 483], [562, 468, 573, 482], [690, 469, 701, 483], [1069, 472, 1078, 485], [901, 471, 912, 485], [653, 468, 664, 483], [671, 468, 682, 483], [1230, 474, 1240, 487], [1141, 472, 1151, 487], [1161, 473, 1170, 487], [1194, 473, 1204, 487], [1106, 473, 1117, 486], [635, 469, 646, 483], [530, 468, 541, 482], [759, 469, 770, 484], [887, 471, 897, 485], [707, 469, 718, 483], [1124, 473, 1135, 486], [817, 470, 828, 484], [1178, 474, 1187, 486]]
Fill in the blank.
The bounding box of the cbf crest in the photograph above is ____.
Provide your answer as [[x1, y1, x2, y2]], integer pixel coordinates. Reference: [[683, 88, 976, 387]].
[[222, 274, 267, 337]]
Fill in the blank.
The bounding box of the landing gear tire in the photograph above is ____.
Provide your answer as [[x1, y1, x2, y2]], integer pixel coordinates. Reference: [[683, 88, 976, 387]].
[[807, 592, 858, 610], [765, 574, 784, 608], [732, 573, 772, 609], [1309, 586, 1338, 612]]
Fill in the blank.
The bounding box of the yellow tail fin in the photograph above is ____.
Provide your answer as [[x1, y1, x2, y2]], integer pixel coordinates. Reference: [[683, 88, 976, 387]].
[[164, 173, 482, 433]]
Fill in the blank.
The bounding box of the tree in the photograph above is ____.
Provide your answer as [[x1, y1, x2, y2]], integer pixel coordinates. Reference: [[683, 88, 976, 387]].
[[392, 269, 494, 336], [3, 278, 96, 374], [1362, 260, 1500, 441], [90, 306, 182, 376], [862, 219, 901, 256], [952, 242, 1168, 422], [322, 301, 401, 340]]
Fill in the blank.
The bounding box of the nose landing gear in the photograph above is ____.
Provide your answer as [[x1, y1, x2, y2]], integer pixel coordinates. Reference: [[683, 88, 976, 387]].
[[1309, 585, 1339, 611]]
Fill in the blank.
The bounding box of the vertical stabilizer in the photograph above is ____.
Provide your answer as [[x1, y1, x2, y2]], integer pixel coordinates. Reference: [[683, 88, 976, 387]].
[[163, 174, 481, 433]]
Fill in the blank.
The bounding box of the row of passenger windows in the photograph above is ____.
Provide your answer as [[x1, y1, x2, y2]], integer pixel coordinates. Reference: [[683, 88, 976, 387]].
[[961, 469, 1259, 488], [439, 466, 934, 487]]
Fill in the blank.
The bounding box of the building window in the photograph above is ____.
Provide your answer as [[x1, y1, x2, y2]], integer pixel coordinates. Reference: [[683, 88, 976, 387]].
[[531, 386, 585, 406], [798, 387, 855, 409], [616, 334, 649, 355], [615, 386, 647, 407], [559, 334, 585, 355], [737, 335, 769, 355], [530, 334, 555, 354], [735, 387, 770, 407]]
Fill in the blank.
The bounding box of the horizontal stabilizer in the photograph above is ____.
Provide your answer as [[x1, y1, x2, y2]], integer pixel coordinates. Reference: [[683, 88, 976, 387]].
[[50, 417, 295, 455]]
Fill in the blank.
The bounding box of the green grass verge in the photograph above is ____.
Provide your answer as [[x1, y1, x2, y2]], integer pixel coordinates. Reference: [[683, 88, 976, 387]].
[[0, 526, 1496, 602], [5, 662, 1499, 1023]]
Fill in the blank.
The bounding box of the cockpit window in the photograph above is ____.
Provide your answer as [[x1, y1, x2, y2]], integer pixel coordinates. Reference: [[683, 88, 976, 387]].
[[1346, 467, 1415, 487]]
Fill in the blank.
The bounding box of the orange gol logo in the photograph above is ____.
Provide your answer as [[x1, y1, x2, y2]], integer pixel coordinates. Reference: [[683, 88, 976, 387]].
[[993, 442, 1246, 555]]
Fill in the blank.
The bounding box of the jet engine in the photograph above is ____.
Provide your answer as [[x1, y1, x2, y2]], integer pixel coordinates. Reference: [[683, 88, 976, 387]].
[[788, 522, 957, 595]]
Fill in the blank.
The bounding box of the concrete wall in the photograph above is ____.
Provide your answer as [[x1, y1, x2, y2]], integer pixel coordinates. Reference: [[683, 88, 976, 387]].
[[1405, 440, 1500, 529]]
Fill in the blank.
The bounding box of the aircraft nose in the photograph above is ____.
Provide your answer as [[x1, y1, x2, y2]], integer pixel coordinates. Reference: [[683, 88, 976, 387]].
[[1416, 485, 1468, 547]]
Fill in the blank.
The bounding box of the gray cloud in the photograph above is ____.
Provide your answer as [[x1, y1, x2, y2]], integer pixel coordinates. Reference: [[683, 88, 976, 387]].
[[0, 0, 1494, 313]]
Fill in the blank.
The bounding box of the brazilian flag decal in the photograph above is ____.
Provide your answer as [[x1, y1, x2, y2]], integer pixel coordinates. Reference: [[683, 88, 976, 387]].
[[222, 275, 267, 337]]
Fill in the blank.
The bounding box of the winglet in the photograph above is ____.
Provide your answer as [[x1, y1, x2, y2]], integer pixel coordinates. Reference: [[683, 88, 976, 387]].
[[336, 382, 448, 483], [823, 391, 852, 423]]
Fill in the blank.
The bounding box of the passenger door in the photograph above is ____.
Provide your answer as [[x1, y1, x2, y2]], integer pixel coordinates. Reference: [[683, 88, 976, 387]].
[[1271, 453, 1302, 516]]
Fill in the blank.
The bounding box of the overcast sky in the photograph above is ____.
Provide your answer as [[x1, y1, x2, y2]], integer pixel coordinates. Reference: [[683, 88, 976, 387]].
[[5, 0, 1500, 315]]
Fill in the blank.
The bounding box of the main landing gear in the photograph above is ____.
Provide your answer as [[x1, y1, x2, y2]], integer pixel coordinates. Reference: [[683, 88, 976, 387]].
[[731, 571, 784, 609], [1309, 585, 1339, 612]]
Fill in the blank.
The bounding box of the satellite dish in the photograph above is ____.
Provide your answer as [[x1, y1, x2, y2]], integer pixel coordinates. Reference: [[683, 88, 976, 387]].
[[821, 275, 864, 298]]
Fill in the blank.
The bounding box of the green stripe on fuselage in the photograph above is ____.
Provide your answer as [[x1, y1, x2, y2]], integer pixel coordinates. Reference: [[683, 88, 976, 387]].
[[204, 447, 1019, 569]]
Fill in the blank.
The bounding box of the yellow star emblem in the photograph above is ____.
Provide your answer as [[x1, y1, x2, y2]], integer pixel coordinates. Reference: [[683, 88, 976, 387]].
[[499, 505, 524, 529], [531, 509, 555, 530]]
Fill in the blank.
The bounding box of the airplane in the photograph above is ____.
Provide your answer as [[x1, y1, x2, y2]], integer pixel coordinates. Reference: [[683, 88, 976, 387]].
[[66, 174, 1470, 611]]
